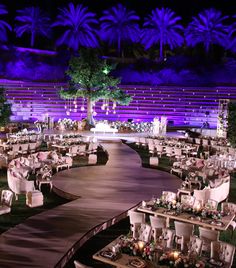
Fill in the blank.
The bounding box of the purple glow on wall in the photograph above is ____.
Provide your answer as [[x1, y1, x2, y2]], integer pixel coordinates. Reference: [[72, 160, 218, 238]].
[[1, 79, 236, 127]]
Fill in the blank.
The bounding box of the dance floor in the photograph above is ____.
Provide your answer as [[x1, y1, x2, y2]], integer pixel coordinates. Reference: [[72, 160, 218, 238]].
[[0, 138, 181, 268]]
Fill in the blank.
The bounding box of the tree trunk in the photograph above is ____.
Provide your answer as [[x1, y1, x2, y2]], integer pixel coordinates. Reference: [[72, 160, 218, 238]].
[[205, 41, 210, 55], [205, 41, 211, 64], [159, 39, 163, 60], [118, 35, 121, 58], [86, 97, 95, 126], [31, 31, 35, 47]]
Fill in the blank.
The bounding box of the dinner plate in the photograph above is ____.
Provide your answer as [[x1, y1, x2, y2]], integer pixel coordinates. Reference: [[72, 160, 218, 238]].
[[100, 250, 119, 260], [164, 210, 177, 216], [189, 215, 202, 221], [128, 258, 146, 268], [210, 220, 224, 226]]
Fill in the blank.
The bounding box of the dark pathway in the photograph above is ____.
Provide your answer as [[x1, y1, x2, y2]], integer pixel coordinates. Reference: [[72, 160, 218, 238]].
[[0, 140, 181, 268]]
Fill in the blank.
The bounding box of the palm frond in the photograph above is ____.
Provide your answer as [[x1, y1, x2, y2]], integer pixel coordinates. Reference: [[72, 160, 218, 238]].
[[15, 6, 51, 46], [53, 3, 99, 51], [141, 7, 183, 56], [100, 3, 140, 53], [0, 4, 11, 42], [185, 8, 229, 53]]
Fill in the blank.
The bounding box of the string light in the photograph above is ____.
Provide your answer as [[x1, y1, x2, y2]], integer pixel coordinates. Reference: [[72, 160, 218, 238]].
[[81, 98, 85, 111]]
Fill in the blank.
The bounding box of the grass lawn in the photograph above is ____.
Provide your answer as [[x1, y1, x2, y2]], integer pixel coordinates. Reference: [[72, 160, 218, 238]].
[[0, 146, 108, 234]]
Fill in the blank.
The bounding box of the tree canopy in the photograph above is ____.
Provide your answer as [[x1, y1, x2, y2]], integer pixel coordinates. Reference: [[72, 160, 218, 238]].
[[15, 6, 51, 47], [185, 8, 229, 53], [60, 49, 132, 124], [53, 3, 99, 51], [60, 49, 131, 104], [141, 7, 184, 59], [0, 4, 11, 43], [100, 3, 140, 57]]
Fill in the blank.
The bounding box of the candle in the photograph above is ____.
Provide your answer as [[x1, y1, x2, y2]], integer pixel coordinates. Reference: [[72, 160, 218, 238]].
[[138, 241, 145, 252], [194, 200, 202, 212], [196, 204, 201, 212], [173, 251, 179, 260]]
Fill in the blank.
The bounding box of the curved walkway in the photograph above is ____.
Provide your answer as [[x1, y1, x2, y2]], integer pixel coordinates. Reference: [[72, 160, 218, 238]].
[[0, 140, 181, 268]]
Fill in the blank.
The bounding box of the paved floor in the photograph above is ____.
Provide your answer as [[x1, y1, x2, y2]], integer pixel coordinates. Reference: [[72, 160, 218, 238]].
[[0, 140, 181, 268]]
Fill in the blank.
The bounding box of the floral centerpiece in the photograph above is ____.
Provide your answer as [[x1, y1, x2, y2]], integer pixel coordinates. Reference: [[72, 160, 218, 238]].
[[152, 197, 181, 212], [152, 196, 224, 222], [201, 209, 223, 220], [117, 236, 157, 261], [57, 118, 78, 130], [159, 252, 205, 267]]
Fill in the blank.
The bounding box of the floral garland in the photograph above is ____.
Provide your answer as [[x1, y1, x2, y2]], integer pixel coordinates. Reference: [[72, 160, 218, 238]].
[[58, 118, 78, 130]]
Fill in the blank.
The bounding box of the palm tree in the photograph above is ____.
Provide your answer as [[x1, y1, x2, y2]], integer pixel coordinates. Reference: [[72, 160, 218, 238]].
[[0, 4, 12, 42], [100, 3, 140, 57], [53, 3, 99, 51], [185, 9, 229, 54], [15, 6, 51, 47], [228, 15, 236, 53], [141, 7, 184, 59]]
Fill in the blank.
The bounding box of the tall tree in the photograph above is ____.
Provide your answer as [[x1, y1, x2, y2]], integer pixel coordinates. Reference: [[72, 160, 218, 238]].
[[60, 49, 132, 125], [0, 87, 12, 127], [141, 7, 184, 59], [0, 4, 11, 43], [227, 102, 236, 147], [53, 3, 99, 51], [15, 6, 51, 47], [100, 3, 140, 57], [185, 9, 229, 54]]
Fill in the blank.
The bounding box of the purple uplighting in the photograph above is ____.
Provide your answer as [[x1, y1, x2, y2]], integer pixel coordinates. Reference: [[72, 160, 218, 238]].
[[2, 79, 236, 128]]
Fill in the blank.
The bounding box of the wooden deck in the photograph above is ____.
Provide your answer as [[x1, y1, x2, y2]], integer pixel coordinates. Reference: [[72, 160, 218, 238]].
[[0, 140, 181, 268]]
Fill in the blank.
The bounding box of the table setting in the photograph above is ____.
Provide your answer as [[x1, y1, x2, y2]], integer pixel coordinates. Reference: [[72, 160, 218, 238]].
[[138, 196, 232, 230], [94, 234, 209, 268]]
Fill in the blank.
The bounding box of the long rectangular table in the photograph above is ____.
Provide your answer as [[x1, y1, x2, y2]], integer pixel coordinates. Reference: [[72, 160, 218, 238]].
[[93, 236, 163, 268], [137, 204, 234, 231], [93, 236, 212, 268]]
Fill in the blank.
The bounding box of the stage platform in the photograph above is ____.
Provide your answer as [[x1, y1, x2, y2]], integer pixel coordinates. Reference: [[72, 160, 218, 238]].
[[41, 129, 187, 142]]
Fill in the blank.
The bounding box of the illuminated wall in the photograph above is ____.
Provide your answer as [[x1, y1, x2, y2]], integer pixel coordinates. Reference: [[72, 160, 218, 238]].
[[1, 80, 236, 127]]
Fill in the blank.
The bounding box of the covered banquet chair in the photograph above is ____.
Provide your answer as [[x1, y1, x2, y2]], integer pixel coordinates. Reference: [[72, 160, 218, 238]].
[[0, 190, 14, 215]]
